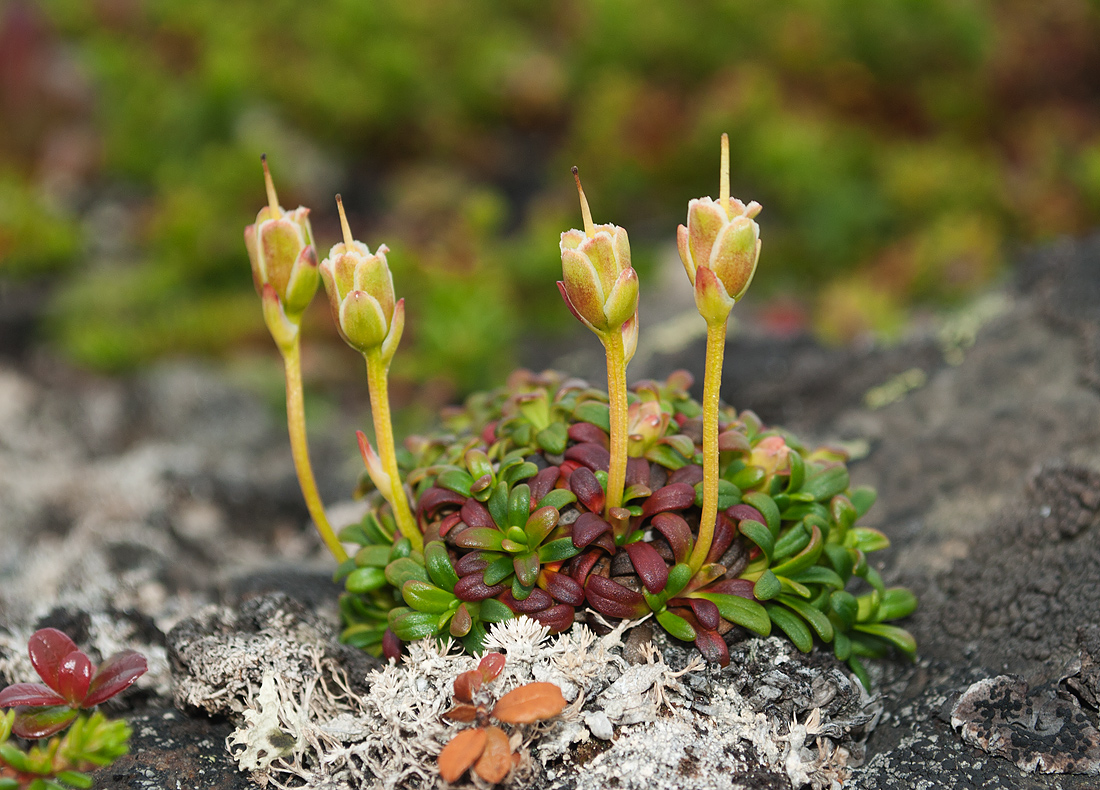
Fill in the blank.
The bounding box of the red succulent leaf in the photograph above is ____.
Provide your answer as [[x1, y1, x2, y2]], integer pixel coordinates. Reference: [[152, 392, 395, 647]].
[[528, 466, 561, 506], [572, 512, 612, 548], [559, 460, 581, 480], [500, 588, 553, 614], [480, 421, 499, 445], [726, 504, 765, 524], [382, 629, 403, 662], [568, 422, 609, 448], [455, 551, 492, 577], [568, 467, 606, 514], [704, 578, 756, 598], [438, 511, 463, 537], [694, 628, 730, 667], [652, 513, 694, 564], [668, 465, 704, 487], [528, 604, 576, 633], [593, 533, 618, 554], [668, 598, 720, 630], [513, 552, 542, 588], [718, 430, 751, 453], [461, 499, 496, 529], [84, 650, 147, 707], [584, 575, 648, 619], [417, 486, 467, 518], [626, 457, 650, 488], [624, 542, 669, 594], [564, 442, 610, 473], [28, 628, 79, 694], [453, 669, 483, 702], [705, 513, 736, 565], [454, 575, 510, 602], [12, 705, 79, 739], [640, 483, 696, 520], [0, 683, 66, 708], [541, 570, 586, 606], [568, 549, 604, 585], [478, 652, 506, 682], [56, 651, 92, 706]]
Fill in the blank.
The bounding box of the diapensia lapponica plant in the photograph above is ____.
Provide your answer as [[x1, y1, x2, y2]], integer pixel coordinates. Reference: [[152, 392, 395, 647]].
[[246, 137, 917, 688]]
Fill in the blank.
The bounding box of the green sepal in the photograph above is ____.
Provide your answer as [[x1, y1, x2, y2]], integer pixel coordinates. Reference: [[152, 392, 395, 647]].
[[849, 486, 877, 517], [656, 610, 697, 641], [741, 491, 780, 537], [480, 597, 515, 622], [539, 537, 580, 563], [665, 563, 693, 598], [777, 594, 834, 642], [424, 541, 459, 593], [538, 489, 576, 510], [695, 593, 770, 636], [771, 525, 823, 577], [573, 401, 611, 432], [402, 580, 455, 614], [385, 557, 429, 588], [853, 623, 917, 658], [483, 555, 515, 586], [848, 527, 890, 553], [388, 607, 440, 640], [752, 570, 781, 600], [346, 566, 389, 594], [646, 444, 689, 470], [435, 468, 474, 497], [800, 466, 850, 501], [738, 519, 773, 563], [785, 449, 805, 492], [729, 465, 765, 490], [829, 590, 858, 628], [766, 603, 813, 652], [789, 566, 845, 589]]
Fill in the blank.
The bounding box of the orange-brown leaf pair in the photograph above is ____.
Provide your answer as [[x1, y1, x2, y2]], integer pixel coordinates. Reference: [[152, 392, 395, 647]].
[[438, 724, 511, 784]]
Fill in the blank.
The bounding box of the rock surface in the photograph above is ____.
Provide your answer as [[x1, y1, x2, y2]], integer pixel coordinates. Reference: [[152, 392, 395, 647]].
[[1, 233, 1099, 787]]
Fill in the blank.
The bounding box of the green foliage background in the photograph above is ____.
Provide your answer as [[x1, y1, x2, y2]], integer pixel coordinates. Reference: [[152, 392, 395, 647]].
[[3, 0, 1100, 394]]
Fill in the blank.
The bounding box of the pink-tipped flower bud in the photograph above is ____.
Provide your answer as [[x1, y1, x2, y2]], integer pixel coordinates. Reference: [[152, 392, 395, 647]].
[[677, 135, 762, 324], [244, 157, 320, 325], [558, 168, 639, 339], [319, 197, 405, 361]]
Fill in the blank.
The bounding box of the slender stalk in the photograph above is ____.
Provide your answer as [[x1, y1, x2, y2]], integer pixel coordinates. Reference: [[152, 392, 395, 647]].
[[282, 341, 348, 562], [719, 133, 730, 212], [688, 318, 727, 573], [603, 329, 628, 515], [365, 348, 422, 551]]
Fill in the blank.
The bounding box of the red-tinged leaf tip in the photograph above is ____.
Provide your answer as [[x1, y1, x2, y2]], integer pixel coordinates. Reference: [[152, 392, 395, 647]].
[[0, 682, 67, 708], [84, 650, 147, 707], [28, 628, 80, 693], [492, 682, 567, 724], [382, 629, 402, 662], [478, 652, 506, 682], [568, 466, 606, 514], [438, 727, 488, 783], [55, 651, 92, 706], [11, 705, 78, 739], [624, 541, 669, 594]]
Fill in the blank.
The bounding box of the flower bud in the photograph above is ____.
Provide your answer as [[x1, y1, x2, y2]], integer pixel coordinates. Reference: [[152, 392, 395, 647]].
[[558, 168, 639, 339], [244, 157, 320, 323], [677, 135, 761, 324], [319, 197, 405, 361]]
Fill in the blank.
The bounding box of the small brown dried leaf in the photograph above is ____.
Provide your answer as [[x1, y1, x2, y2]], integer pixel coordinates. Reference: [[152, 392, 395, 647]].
[[473, 725, 512, 784], [453, 669, 482, 702], [492, 682, 567, 724], [438, 727, 487, 783], [444, 703, 479, 722]]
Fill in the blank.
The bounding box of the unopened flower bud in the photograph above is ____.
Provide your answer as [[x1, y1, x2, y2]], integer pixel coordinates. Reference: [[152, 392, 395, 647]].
[[558, 168, 639, 338], [244, 156, 320, 327], [677, 134, 761, 324], [320, 196, 405, 362]]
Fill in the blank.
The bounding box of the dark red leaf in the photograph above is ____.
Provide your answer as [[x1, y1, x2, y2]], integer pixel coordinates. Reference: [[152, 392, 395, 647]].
[[84, 650, 147, 707], [694, 628, 730, 667], [593, 533, 618, 554], [568, 422, 609, 448], [705, 514, 736, 565], [461, 499, 496, 529], [541, 570, 586, 606], [718, 430, 751, 453], [28, 628, 79, 694], [12, 705, 78, 739], [438, 512, 463, 537], [382, 629, 402, 662], [56, 651, 92, 706], [668, 465, 704, 487], [500, 588, 553, 613], [568, 467, 605, 514], [478, 652, 506, 682], [564, 442, 610, 473], [640, 483, 696, 519], [528, 466, 561, 505], [584, 575, 648, 619], [681, 598, 720, 630], [726, 504, 764, 524], [455, 551, 491, 577], [652, 513, 693, 564], [528, 604, 576, 633], [705, 578, 756, 598], [0, 682, 66, 708], [572, 512, 612, 548], [454, 575, 509, 602], [568, 549, 603, 585], [624, 542, 669, 594], [626, 457, 650, 487], [481, 421, 499, 445], [417, 486, 467, 518], [559, 460, 581, 479]]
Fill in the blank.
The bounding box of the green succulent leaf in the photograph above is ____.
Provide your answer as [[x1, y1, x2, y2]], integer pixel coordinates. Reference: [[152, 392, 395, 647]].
[[800, 466, 850, 501], [402, 580, 455, 613], [538, 537, 581, 563], [573, 401, 611, 432], [646, 443, 689, 470], [777, 575, 812, 599], [354, 544, 392, 568], [56, 772, 93, 789], [789, 566, 845, 589], [752, 569, 781, 600], [848, 527, 890, 553], [849, 486, 877, 517], [385, 557, 430, 588], [514, 552, 541, 588], [483, 555, 515, 585], [538, 489, 576, 510], [829, 590, 859, 628], [741, 492, 780, 536], [694, 479, 741, 509], [785, 449, 805, 492], [436, 468, 474, 497], [771, 525, 823, 577], [656, 610, 697, 641], [346, 566, 389, 594], [507, 484, 532, 528], [823, 544, 855, 582], [729, 465, 766, 490], [480, 597, 515, 623], [455, 527, 506, 551], [666, 563, 693, 599], [424, 541, 459, 593], [876, 587, 919, 622], [537, 423, 568, 454], [772, 523, 809, 560], [853, 623, 917, 658], [833, 630, 852, 661], [695, 593, 770, 636], [765, 604, 813, 653], [388, 608, 440, 641], [738, 519, 774, 563], [777, 594, 834, 642]]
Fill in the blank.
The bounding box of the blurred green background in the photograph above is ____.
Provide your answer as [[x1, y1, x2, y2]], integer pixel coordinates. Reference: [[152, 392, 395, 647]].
[[3, 0, 1100, 405]]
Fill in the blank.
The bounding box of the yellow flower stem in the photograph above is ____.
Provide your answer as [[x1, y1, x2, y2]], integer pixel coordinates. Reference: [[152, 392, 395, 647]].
[[603, 329, 628, 517], [688, 317, 727, 573], [281, 340, 348, 563], [719, 133, 730, 214], [364, 348, 422, 552]]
